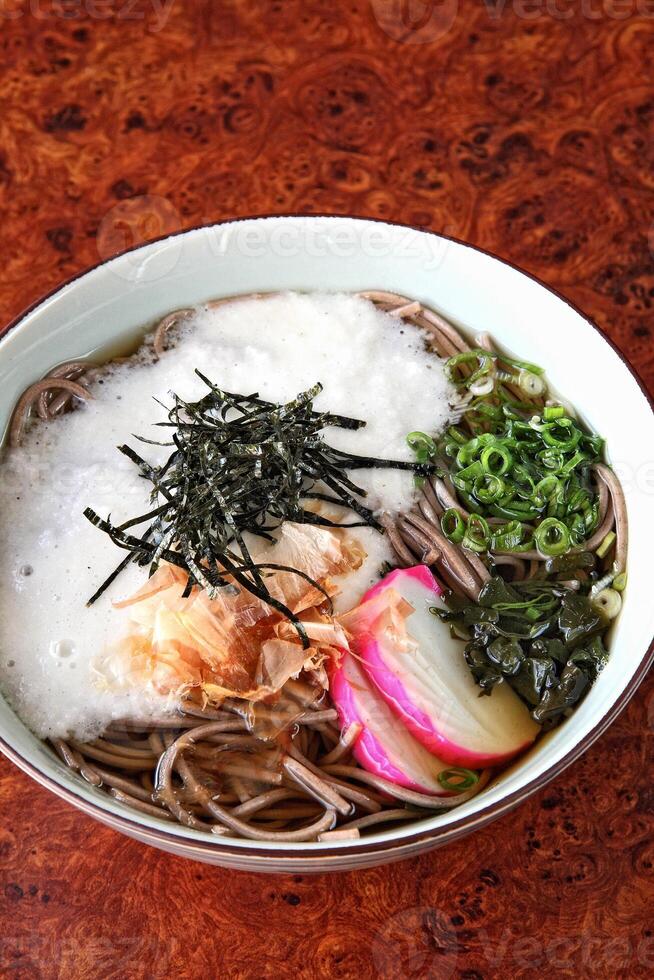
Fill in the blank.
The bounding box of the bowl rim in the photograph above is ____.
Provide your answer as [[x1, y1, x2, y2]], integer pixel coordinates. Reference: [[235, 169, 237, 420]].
[[1, 212, 653, 860]]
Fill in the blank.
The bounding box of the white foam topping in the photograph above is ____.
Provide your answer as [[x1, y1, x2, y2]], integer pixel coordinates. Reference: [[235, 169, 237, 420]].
[[0, 292, 454, 738]]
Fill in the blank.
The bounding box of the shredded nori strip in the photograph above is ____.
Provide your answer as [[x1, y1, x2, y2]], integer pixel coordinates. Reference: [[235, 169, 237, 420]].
[[84, 375, 435, 646]]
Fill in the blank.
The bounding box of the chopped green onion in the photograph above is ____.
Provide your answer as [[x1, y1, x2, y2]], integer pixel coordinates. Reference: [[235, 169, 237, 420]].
[[613, 572, 627, 592], [437, 768, 479, 792], [446, 349, 494, 387], [591, 588, 622, 619], [543, 405, 565, 420], [408, 343, 606, 590], [497, 354, 544, 375], [490, 500, 542, 522], [568, 513, 587, 544], [511, 464, 536, 497], [534, 475, 560, 506], [559, 451, 587, 477], [447, 426, 468, 445], [441, 508, 466, 544], [407, 431, 437, 463], [518, 370, 546, 396], [481, 444, 512, 476], [462, 513, 491, 553], [477, 432, 499, 446], [595, 531, 616, 559], [455, 459, 485, 483], [474, 473, 505, 503], [541, 419, 582, 451], [490, 520, 532, 552], [534, 517, 571, 557], [457, 487, 483, 514], [455, 438, 480, 468], [469, 375, 495, 397], [538, 448, 566, 472]]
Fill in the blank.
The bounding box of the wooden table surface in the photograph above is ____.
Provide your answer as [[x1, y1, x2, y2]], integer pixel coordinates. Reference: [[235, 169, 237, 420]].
[[1, 3, 653, 978]]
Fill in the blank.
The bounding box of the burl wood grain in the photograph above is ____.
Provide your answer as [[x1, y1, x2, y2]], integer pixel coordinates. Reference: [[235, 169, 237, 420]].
[[1, 2, 653, 978]]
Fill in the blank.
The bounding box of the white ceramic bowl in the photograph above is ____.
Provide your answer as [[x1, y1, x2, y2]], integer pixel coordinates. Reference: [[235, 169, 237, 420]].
[[1, 216, 653, 872]]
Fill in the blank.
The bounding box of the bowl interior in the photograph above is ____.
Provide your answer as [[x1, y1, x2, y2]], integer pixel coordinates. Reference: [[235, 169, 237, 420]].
[[1, 216, 653, 865]]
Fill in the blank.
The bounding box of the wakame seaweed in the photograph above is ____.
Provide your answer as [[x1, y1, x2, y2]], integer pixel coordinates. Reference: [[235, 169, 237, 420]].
[[84, 374, 435, 646], [436, 576, 610, 724]]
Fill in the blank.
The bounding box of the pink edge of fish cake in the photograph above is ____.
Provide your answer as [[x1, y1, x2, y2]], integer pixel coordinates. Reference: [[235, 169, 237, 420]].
[[328, 651, 454, 796], [354, 566, 540, 768]]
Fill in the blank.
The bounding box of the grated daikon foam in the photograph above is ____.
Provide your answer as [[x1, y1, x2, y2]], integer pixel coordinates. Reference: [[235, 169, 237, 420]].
[[0, 292, 455, 739]]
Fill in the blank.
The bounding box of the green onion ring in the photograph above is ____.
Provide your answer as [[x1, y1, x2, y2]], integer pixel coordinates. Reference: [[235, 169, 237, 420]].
[[538, 449, 566, 472], [407, 431, 437, 463], [490, 500, 542, 522], [541, 420, 582, 451], [456, 438, 481, 468], [534, 475, 560, 505], [481, 444, 512, 476], [473, 473, 505, 503], [518, 370, 546, 396], [489, 520, 530, 552], [437, 768, 479, 792], [455, 459, 485, 483], [441, 508, 466, 544], [534, 517, 571, 557], [591, 588, 622, 619], [447, 426, 468, 445], [544, 405, 565, 420], [462, 513, 491, 553], [445, 350, 494, 386]]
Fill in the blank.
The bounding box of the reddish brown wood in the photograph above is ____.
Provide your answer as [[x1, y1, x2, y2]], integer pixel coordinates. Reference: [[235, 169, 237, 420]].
[[1, 3, 653, 978]]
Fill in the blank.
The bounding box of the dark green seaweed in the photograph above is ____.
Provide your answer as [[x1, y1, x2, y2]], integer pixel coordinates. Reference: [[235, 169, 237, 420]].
[[437, 576, 610, 724]]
